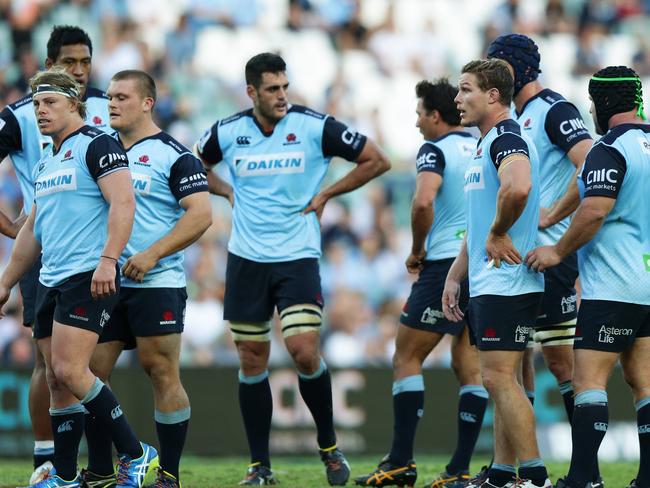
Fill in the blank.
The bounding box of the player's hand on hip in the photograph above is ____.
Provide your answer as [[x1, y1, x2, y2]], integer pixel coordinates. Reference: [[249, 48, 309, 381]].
[[0, 285, 11, 318], [121, 251, 157, 283], [486, 231, 521, 268], [405, 250, 425, 274], [525, 245, 561, 272], [91, 258, 117, 299], [442, 279, 464, 322], [302, 192, 328, 219]]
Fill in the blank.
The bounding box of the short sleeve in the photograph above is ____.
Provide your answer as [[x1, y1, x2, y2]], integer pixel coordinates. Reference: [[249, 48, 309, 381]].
[[196, 122, 223, 167], [0, 108, 22, 159], [415, 143, 445, 175], [169, 153, 209, 201], [580, 144, 626, 198], [322, 117, 367, 160], [489, 133, 530, 171], [544, 102, 592, 152], [85, 134, 129, 180]]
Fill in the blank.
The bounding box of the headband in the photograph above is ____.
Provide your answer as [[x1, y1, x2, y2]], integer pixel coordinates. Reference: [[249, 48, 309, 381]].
[[34, 84, 80, 99]]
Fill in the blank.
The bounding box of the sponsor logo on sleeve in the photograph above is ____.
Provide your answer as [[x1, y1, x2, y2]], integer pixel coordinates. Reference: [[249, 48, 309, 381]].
[[178, 172, 208, 192], [560, 118, 587, 135], [35, 168, 77, 197], [237, 152, 305, 177], [99, 152, 128, 169]]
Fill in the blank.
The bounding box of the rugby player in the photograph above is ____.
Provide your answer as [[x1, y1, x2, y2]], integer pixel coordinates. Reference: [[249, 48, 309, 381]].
[[526, 66, 650, 488], [354, 79, 485, 488], [0, 25, 111, 484], [487, 34, 602, 487], [0, 69, 157, 488], [195, 52, 390, 485], [78, 70, 211, 488], [443, 59, 550, 488]]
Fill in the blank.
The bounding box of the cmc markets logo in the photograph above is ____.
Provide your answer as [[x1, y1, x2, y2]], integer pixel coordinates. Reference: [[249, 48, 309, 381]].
[[560, 118, 587, 135]]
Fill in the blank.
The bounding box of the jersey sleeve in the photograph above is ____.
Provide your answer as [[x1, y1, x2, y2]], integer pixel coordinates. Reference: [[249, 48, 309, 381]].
[[321, 117, 367, 160], [169, 153, 209, 201], [85, 134, 129, 180], [196, 122, 223, 167], [544, 102, 592, 152], [580, 144, 626, 198], [415, 143, 445, 175], [489, 133, 530, 171], [0, 108, 23, 159]]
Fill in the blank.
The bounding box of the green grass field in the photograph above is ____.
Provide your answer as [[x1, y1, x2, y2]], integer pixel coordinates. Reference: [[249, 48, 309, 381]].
[[0, 457, 638, 487]]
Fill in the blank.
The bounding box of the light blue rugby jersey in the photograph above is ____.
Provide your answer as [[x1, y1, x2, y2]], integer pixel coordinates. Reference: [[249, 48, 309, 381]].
[[577, 123, 650, 304], [116, 131, 208, 288], [464, 119, 544, 297], [33, 126, 129, 287], [415, 131, 475, 261], [197, 105, 367, 262], [0, 87, 110, 214], [514, 89, 592, 245]]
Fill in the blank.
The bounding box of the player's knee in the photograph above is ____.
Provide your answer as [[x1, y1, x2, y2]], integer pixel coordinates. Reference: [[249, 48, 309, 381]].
[[546, 357, 573, 382], [50, 360, 78, 390], [481, 367, 514, 393], [290, 346, 320, 373], [236, 340, 269, 372], [142, 356, 178, 389]]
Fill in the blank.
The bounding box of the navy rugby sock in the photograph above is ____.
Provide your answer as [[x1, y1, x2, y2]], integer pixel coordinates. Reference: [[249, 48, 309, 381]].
[[85, 412, 115, 476], [156, 407, 190, 479], [559, 380, 574, 423], [298, 358, 337, 449], [635, 397, 650, 486], [388, 375, 424, 466], [82, 378, 141, 459], [518, 458, 548, 486], [567, 390, 608, 487], [51, 403, 85, 481], [34, 441, 54, 469], [446, 385, 488, 474], [239, 370, 273, 468], [487, 463, 516, 487]]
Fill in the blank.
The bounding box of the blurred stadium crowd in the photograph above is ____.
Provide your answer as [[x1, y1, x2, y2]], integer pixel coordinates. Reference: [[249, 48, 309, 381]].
[[0, 0, 649, 368]]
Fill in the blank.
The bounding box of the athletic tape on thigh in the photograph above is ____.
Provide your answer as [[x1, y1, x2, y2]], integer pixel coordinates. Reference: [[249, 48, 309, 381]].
[[534, 319, 576, 345], [229, 322, 271, 342], [280, 304, 322, 338]]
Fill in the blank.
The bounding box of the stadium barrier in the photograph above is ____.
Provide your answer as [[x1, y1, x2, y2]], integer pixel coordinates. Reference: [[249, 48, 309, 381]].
[[0, 367, 639, 460]]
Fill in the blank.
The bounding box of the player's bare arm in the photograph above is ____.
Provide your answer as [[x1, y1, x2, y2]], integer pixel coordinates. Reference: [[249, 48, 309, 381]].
[[303, 138, 390, 218], [94, 169, 135, 299], [487, 155, 532, 267], [122, 192, 212, 282], [407, 171, 441, 274], [0, 207, 41, 315], [540, 138, 593, 229], [442, 236, 468, 323], [526, 196, 615, 272]]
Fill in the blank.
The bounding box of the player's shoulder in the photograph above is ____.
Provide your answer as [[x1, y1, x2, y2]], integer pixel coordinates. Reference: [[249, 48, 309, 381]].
[[219, 108, 254, 127], [79, 125, 107, 141], [287, 104, 327, 120], [153, 131, 191, 155], [5, 93, 34, 117], [494, 119, 523, 137], [85, 87, 109, 100], [598, 123, 650, 146], [537, 88, 567, 106]]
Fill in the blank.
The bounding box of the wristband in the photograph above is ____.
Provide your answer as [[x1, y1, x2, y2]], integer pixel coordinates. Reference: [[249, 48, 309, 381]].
[[100, 255, 118, 262]]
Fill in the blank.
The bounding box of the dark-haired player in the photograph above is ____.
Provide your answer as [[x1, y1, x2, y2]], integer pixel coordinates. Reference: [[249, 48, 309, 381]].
[[195, 52, 390, 486], [443, 59, 550, 488], [527, 66, 650, 488], [354, 79, 485, 488], [0, 25, 110, 484]]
